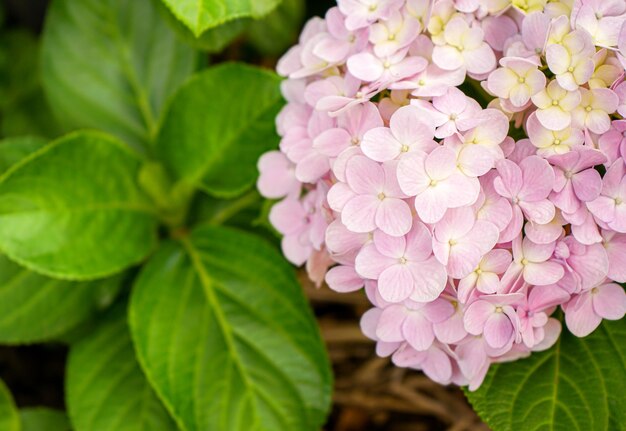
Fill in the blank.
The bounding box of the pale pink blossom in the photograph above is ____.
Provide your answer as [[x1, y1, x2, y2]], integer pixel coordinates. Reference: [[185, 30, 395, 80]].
[[338, 0, 405, 30], [487, 57, 546, 107], [369, 11, 421, 57], [355, 224, 448, 302], [494, 156, 556, 240], [361, 105, 436, 161], [548, 147, 606, 214], [347, 48, 428, 85], [375, 299, 454, 350], [457, 249, 512, 301], [257, 151, 300, 199], [530, 79, 581, 131], [432, 207, 499, 278], [338, 155, 413, 236], [397, 147, 480, 223], [602, 230, 626, 282], [564, 282, 626, 336], [526, 113, 584, 156], [432, 16, 497, 75], [464, 293, 523, 351], [587, 159, 626, 233], [503, 236, 565, 287], [546, 29, 595, 91], [411, 87, 482, 138], [571, 87, 619, 134]]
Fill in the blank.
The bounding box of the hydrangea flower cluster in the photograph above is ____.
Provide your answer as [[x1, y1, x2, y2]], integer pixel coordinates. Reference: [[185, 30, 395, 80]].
[[257, 0, 626, 389]]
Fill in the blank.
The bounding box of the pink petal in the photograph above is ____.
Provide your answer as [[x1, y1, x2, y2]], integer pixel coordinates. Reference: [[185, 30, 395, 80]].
[[402, 314, 435, 351], [414, 188, 450, 224], [407, 257, 448, 302], [346, 155, 384, 194], [519, 199, 556, 225], [421, 347, 453, 384], [376, 305, 406, 342], [376, 198, 413, 237], [326, 265, 364, 292], [397, 151, 430, 196], [390, 105, 436, 147], [361, 127, 401, 162], [378, 265, 415, 303], [519, 155, 555, 201], [404, 221, 434, 262], [347, 52, 383, 82], [605, 233, 626, 282], [572, 169, 602, 202], [484, 313, 513, 349], [425, 146, 457, 180], [523, 261, 565, 286], [355, 243, 395, 279], [373, 229, 406, 259], [481, 249, 513, 273], [592, 283, 626, 320], [342, 194, 380, 233], [464, 300, 494, 335], [565, 293, 602, 337], [433, 311, 467, 344], [314, 128, 352, 157]]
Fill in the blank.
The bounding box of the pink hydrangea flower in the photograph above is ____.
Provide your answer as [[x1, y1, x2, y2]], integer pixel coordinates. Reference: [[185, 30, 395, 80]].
[[261, 0, 626, 391]]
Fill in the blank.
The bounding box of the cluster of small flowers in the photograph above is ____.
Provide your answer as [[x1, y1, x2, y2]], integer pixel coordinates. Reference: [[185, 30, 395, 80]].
[[257, 0, 626, 389]]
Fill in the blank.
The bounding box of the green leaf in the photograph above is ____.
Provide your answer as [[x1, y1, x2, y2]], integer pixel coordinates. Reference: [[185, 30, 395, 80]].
[[41, 0, 197, 150], [0, 255, 122, 344], [0, 379, 19, 431], [0, 136, 47, 176], [0, 131, 158, 280], [19, 408, 70, 431], [156, 0, 249, 53], [129, 226, 332, 431], [247, 0, 305, 55], [160, 0, 281, 37], [67, 307, 177, 431], [466, 319, 626, 431], [157, 63, 283, 198]]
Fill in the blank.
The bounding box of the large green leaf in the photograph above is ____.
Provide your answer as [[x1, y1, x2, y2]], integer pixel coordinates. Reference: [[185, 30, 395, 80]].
[[41, 0, 196, 150], [0, 255, 122, 344], [466, 319, 626, 431], [67, 307, 177, 431], [156, 63, 283, 198], [160, 0, 281, 37], [0, 136, 47, 175], [0, 379, 19, 431], [19, 408, 70, 431], [129, 226, 332, 431], [0, 131, 158, 280]]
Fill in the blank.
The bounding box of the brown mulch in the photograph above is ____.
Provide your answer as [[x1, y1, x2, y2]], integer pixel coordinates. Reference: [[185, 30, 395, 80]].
[[301, 274, 490, 431]]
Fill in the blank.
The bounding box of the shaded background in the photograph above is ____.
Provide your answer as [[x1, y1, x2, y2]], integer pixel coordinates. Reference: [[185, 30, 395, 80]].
[[0, 1, 488, 429]]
